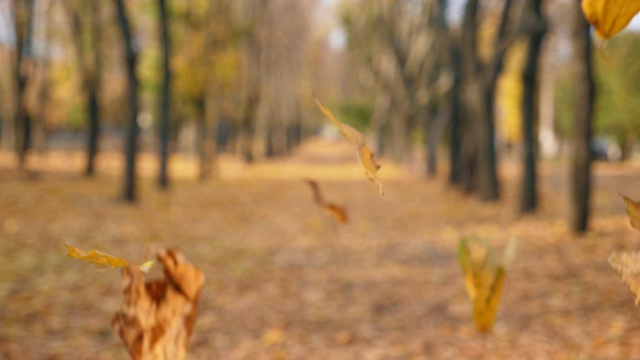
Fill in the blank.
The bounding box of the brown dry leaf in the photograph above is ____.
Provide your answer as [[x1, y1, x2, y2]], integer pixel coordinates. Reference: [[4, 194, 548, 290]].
[[621, 195, 640, 231], [303, 179, 349, 224], [314, 98, 383, 195], [113, 249, 205, 360], [65, 243, 129, 269], [582, 0, 640, 39], [609, 251, 640, 305]]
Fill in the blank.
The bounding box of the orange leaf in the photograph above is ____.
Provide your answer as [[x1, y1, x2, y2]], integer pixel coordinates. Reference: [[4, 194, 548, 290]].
[[621, 194, 640, 231], [582, 0, 640, 39], [609, 251, 640, 305], [314, 98, 383, 195], [303, 179, 349, 224]]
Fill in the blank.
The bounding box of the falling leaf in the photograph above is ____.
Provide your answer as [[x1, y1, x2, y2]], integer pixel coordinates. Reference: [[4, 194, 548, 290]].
[[621, 195, 640, 231], [609, 251, 640, 305], [303, 179, 349, 224], [65, 243, 154, 272], [314, 98, 383, 195], [582, 0, 640, 39], [66, 244, 129, 269], [458, 237, 515, 332], [113, 249, 204, 359], [139, 260, 155, 273]]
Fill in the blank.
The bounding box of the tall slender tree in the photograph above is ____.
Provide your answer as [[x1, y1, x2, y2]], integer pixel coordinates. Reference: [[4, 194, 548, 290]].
[[571, 1, 594, 232], [12, 0, 35, 167], [114, 0, 140, 202], [520, 0, 547, 212], [67, 0, 103, 176], [157, 0, 171, 189]]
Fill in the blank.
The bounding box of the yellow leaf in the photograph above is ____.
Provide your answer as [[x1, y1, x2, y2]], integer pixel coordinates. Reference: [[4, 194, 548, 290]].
[[473, 267, 506, 332], [314, 98, 384, 195], [139, 260, 155, 273], [65, 243, 130, 269], [609, 251, 640, 305], [621, 194, 640, 231], [458, 237, 513, 332], [582, 0, 640, 39]]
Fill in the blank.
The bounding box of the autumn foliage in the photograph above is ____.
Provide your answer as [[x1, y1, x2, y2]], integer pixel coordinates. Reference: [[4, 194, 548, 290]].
[[582, 0, 640, 39], [113, 249, 204, 360], [303, 179, 349, 224], [458, 237, 516, 332]]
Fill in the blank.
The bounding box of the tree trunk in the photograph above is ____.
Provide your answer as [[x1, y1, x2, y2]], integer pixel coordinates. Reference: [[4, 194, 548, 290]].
[[571, 2, 594, 233], [449, 44, 463, 185], [158, 0, 171, 189], [13, 0, 35, 168], [196, 98, 212, 180], [115, 0, 140, 202], [67, 1, 102, 176], [520, 0, 546, 213], [457, 0, 518, 201]]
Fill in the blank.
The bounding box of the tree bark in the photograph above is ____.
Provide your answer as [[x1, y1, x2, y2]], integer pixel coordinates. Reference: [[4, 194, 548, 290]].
[[13, 0, 35, 168], [449, 43, 463, 185], [571, 2, 594, 233], [158, 0, 171, 189], [68, 1, 103, 177], [520, 0, 546, 213], [457, 0, 521, 201], [115, 0, 140, 202]]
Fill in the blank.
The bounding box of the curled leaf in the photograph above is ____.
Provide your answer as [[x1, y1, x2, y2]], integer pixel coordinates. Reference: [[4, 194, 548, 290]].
[[314, 98, 383, 195], [609, 251, 640, 305], [113, 249, 204, 359], [582, 0, 640, 39], [621, 194, 640, 231], [65, 243, 129, 269], [304, 179, 349, 224]]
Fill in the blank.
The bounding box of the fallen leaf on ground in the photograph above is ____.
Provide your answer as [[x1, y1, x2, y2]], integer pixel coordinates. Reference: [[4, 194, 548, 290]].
[[314, 98, 383, 195], [582, 0, 640, 39]]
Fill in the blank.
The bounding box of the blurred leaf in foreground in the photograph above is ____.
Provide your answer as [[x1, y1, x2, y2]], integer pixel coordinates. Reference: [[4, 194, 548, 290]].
[[621, 194, 640, 231], [65, 244, 153, 273], [304, 179, 348, 224], [609, 251, 640, 305], [113, 249, 204, 359], [314, 98, 383, 195], [582, 0, 640, 39], [458, 237, 517, 332]]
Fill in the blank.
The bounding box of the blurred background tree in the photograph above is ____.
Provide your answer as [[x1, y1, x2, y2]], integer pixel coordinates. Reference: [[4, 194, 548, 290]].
[[1, 0, 638, 232]]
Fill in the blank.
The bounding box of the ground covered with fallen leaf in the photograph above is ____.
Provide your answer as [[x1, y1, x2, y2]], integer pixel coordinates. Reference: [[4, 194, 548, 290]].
[[2, 138, 640, 359]]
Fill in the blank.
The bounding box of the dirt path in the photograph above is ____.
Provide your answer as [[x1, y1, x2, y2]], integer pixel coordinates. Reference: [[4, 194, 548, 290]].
[[2, 140, 640, 359]]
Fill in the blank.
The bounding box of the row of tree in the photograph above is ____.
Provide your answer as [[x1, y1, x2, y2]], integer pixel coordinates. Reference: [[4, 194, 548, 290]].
[[1, 0, 320, 200], [339, 0, 595, 232], [4, 0, 636, 233]]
